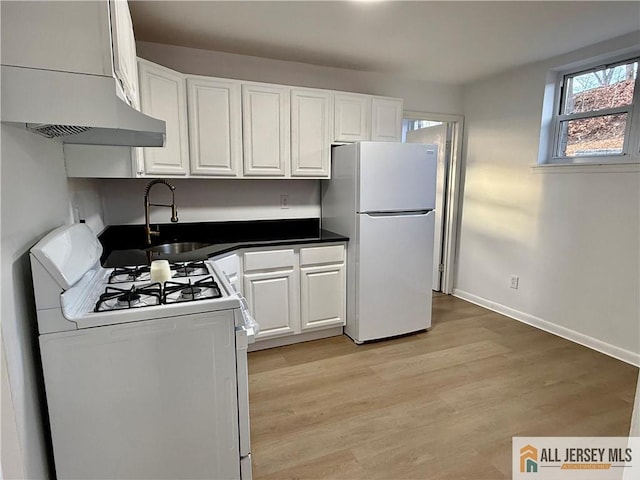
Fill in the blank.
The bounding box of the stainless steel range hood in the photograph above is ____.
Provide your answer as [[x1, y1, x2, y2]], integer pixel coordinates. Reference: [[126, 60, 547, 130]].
[[1, 65, 165, 147]]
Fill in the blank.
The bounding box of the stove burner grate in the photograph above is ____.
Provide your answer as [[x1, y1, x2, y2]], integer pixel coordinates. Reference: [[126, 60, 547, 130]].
[[95, 284, 162, 312], [117, 292, 141, 307], [171, 260, 208, 278], [163, 276, 222, 304], [108, 261, 208, 285], [180, 287, 203, 301], [108, 266, 151, 284]]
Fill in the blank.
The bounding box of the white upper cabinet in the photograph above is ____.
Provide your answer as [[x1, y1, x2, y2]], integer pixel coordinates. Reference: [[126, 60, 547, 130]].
[[334, 93, 404, 143], [291, 88, 333, 177], [334, 93, 371, 142], [109, 0, 139, 108], [0, 0, 138, 106], [242, 84, 290, 176], [371, 97, 404, 142], [187, 77, 242, 177], [0, 1, 112, 76], [138, 59, 189, 176]]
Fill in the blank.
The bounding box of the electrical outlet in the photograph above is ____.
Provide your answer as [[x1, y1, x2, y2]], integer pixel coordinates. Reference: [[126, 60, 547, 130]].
[[510, 275, 519, 289], [280, 194, 289, 209]]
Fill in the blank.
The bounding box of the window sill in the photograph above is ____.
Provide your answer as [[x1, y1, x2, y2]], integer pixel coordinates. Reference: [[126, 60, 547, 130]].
[[532, 162, 640, 174]]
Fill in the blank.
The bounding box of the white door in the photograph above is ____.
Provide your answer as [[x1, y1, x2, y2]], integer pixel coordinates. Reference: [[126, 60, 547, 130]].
[[406, 124, 448, 291], [300, 263, 346, 331], [358, 142, 437, 213], [356, 211, 434, 342], [242, 84, 290, 176], [291, 88, 332, 177], [334, 92, 370, 142], [39, 312, 240, 480], [371, 97, 403, 142], [243, 270, 297, 339], [187, 77, 242, 176], [138, 59, 189, 176], [109, 0, 139, 108]]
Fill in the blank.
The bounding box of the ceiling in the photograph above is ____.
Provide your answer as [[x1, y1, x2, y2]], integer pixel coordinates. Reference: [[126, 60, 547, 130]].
[[129, 1, 640, 85]]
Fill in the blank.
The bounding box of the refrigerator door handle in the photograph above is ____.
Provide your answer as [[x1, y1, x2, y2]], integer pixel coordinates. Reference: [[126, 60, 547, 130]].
[[364, 210, 432, 217]]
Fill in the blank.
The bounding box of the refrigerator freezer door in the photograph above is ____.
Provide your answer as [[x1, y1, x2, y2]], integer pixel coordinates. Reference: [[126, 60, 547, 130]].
[[355, 211, 434, 342], [358, 142, 437, 213]]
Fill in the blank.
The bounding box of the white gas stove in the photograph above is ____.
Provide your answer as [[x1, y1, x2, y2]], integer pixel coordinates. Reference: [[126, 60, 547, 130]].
[[30, 223, 256, 480]]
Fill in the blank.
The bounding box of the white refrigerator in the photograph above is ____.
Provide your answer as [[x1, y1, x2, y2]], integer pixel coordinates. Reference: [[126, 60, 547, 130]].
[[322, 142, 437, 343]]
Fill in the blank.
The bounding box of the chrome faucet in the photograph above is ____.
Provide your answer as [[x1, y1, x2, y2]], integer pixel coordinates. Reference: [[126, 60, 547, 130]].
[[144, 179, 178, 244]]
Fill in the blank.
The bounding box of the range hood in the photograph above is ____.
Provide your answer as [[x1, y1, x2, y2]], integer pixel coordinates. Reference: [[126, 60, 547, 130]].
[[1, 65, 165, 147]]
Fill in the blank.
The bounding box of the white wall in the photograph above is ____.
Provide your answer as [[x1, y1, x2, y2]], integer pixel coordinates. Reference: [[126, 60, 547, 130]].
[[137, 41, 463, 115], [1, 124, 72, 478], [68, 178, 106, 234], [2, 337, 25, 479], [455, 32, 640, 364], [99, 178, 320, 225]]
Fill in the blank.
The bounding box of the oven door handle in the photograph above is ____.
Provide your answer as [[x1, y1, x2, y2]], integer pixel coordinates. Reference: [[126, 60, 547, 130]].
[[235, 324, 251, 459], [237, 294, 259, 342]]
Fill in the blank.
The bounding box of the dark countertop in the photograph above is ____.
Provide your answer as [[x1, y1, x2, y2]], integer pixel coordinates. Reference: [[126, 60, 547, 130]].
[[100, 218, 348, 267]]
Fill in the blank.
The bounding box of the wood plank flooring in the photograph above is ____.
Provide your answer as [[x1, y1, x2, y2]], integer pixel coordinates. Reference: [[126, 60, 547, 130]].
[[247, 294, 638, 479]]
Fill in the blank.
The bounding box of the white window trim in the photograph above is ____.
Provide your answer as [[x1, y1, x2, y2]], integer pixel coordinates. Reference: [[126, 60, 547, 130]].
[[531, 162, 640, 174], [540, 52, 640, 166]]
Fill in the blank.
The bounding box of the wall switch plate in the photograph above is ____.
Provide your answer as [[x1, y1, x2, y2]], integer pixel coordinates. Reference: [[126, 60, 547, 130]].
[[510, 275, 519, 289], [280, 194, 289, 209]]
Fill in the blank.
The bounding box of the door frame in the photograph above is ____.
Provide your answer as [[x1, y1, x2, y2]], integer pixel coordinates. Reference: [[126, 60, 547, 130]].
[[403, 111, 464, 295]]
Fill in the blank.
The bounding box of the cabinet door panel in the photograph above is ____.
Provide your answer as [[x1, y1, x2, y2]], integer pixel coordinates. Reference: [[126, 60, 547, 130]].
[[300, 263, 346, 331], [334, 93, 370, 142], [242, 85, 289, 176], [371, 97, 403, 142], [187, 78, 242, 176], [244, 270, 297, 339], [138, 60, 189, 176], [291, 89, 332, 177], [110, 0, 139, 108]]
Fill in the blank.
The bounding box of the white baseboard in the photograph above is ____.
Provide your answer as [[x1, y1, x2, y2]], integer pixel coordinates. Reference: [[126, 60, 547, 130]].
[[248, 327, 343, 352], [452, 289, 640, 367]]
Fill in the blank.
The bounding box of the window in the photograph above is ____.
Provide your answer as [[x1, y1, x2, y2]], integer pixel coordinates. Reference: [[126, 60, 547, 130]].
[[550, 56, 639, 164], [401, 119, 443, 142]]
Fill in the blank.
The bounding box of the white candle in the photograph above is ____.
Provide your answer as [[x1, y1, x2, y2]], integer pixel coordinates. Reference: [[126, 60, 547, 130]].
[[150, 260, 171, 283]]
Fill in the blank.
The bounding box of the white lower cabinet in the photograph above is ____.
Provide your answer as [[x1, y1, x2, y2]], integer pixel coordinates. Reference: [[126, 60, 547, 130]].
[[299, 245, 346, 331], [242, 248, 298, 340], [243, 269, 298, 339], [214, 243, 346, 346]]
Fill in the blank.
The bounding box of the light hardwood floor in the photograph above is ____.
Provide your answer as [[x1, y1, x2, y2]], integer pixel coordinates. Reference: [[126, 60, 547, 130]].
[[247, 294, 638, 479]]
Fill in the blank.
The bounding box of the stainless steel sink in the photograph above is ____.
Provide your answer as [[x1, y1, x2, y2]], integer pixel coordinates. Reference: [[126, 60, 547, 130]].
[[146, 242, 209, 255]]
